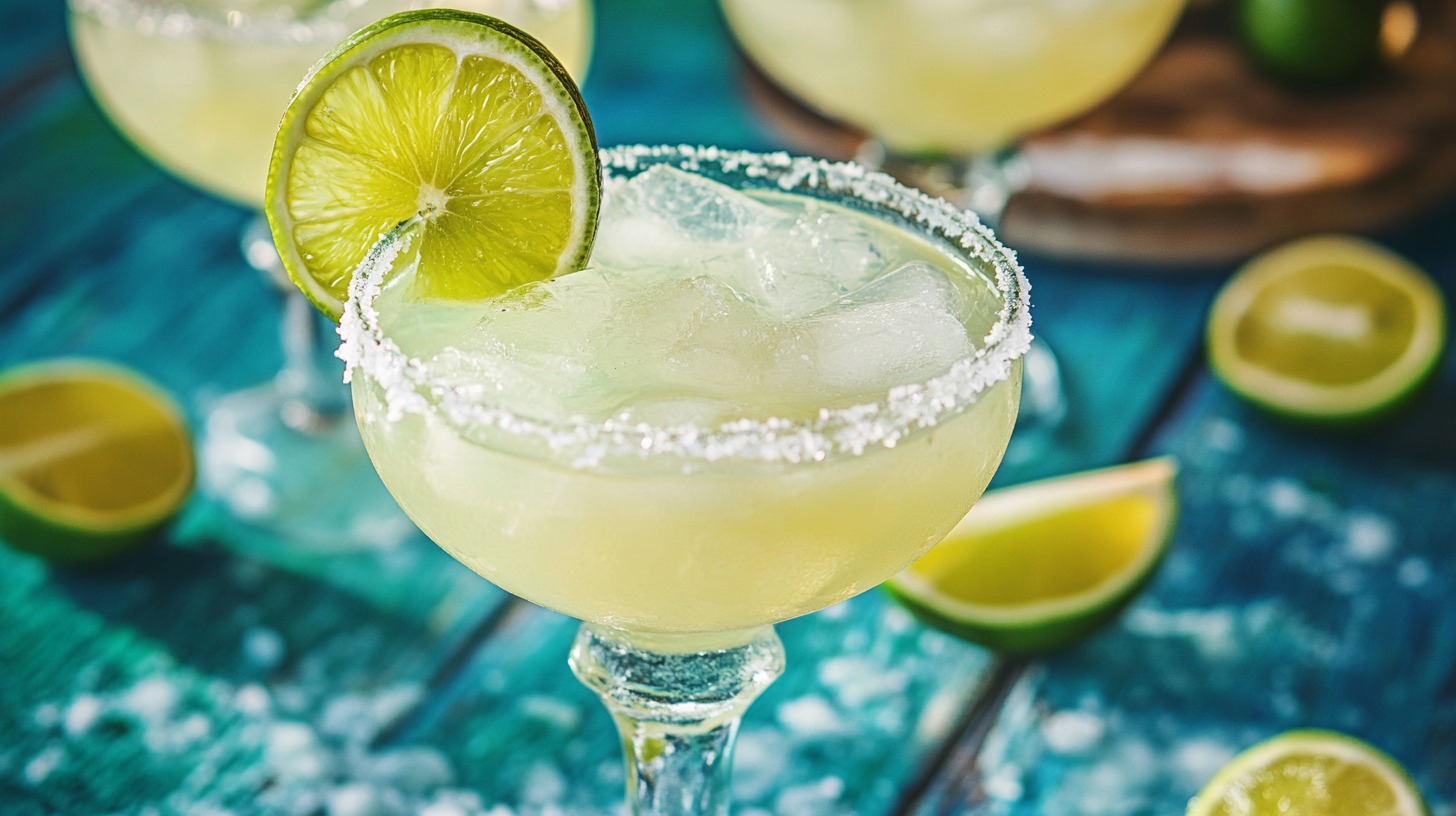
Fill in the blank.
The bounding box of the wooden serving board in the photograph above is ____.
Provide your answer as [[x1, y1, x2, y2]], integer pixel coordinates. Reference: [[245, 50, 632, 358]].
[[736, 0, 1456, 266]]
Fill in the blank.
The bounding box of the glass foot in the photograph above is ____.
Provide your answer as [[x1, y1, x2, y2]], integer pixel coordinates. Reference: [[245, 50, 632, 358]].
[[199, 379, 416, 554]]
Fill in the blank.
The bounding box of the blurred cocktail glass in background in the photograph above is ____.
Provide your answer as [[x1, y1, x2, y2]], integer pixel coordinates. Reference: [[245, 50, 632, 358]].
[[720, 0, 1187, 459], [66, 0, 591, 548]]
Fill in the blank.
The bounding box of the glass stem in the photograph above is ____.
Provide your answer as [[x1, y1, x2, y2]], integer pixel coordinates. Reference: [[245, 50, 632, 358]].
[[855, 141, 1031, 228], [570, 624, 785, 816], [240, 214, 349, 431]]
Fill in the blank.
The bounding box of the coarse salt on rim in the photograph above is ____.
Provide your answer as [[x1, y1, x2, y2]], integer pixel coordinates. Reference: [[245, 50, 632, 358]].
[[338, 144, 1032, 469]]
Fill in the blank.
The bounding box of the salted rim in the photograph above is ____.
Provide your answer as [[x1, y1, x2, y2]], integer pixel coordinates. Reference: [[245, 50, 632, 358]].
[[66, 0, 572, 42], [338, 144, 1033, 468]]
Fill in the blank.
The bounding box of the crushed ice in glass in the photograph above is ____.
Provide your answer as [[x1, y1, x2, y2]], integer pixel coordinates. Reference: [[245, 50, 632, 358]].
[[377, 165, 999, 427]]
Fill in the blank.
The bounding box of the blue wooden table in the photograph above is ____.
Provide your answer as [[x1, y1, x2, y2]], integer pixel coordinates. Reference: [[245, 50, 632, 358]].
[[3, 1, 1454, 814]]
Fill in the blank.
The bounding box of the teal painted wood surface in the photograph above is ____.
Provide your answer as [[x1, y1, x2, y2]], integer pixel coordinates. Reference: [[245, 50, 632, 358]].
[[2, 0, 1454, 814]]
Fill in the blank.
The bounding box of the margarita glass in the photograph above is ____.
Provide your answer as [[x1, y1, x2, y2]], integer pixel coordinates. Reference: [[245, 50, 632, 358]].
[[66, 0, 591, 547], [340, 145, 1030, 813], [720, 0, 1186, 457]]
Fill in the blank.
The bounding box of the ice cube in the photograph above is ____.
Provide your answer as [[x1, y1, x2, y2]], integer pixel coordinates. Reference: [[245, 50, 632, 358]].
[[590, 275, 776, 410], [603, 165, 794, 247], [788, 202, 892, 291], [776, 297, 972, 404], [473, 273, 614, 360]]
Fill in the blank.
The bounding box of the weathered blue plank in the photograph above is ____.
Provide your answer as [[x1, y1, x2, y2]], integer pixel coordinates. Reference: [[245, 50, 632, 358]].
[[0, 1, 67, 94]]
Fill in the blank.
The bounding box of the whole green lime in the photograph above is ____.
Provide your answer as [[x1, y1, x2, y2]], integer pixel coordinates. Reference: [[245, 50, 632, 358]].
[[1238, 0, 1387, 88]]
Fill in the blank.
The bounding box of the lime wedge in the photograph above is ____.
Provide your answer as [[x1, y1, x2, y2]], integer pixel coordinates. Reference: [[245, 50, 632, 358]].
[[886, 458, 1178, 654], [1188, 730, 1430, 816], [0, 361, 194, 564], [1208, 235, 1446, 423], [266, 9, 601, 320]]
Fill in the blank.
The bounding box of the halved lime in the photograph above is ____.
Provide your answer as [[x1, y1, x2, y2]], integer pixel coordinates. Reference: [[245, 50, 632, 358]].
[[1208, 234, 1446, 423], [886, 458, 1178, 654], [266, 8, 601, 320], [0, 361, 194, 564], [1188, 730, 1430, 816]]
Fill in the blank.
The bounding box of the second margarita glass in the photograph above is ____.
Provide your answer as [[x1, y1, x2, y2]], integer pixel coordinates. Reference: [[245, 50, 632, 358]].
[[720, 0, 1187, 460], [66, 0, 592, 549]]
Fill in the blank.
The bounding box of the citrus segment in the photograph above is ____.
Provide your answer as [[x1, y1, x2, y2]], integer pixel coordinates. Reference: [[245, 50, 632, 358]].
[[0, 361, 194, 564], [1208, 235, 1446, 422], [886, 457, 1178, 654], [1188, 730, 1430, 816], [267, 9, 600, 319]]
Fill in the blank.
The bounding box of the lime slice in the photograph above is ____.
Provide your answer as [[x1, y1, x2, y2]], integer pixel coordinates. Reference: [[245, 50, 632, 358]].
[[1237, 0, 1385, 88], [0, 361, 194, 564], [1208, 235, 1446, 423], [266, 9, 601, 320], [886, 458, 1178, 654], [1188, 730, 1430, 816]]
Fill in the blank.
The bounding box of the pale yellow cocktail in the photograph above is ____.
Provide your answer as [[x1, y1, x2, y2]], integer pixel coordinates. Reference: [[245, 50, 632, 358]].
[[721, 0, 1184, 154]]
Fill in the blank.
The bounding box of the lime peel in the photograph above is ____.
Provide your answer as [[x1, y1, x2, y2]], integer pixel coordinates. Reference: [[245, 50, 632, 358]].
[[887, 457, 1178, 654]]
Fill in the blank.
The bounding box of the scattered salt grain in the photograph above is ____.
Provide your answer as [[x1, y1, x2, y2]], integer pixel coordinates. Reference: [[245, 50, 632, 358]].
[[519, 695, 581, 730], [1344, 513, 1396, 562], [63, 694, 102, 737], [244, 627, 287, 673], [519, 762, 567, 806], [122, 676, 181, 724], [982, 764, 1024, 802], [267, 721, 334, 781], [369, 747, 455, 792], [1264, 478, 1307, 518], [772, 776, 844, 816], [1202, 418, 1243, 454], [23, 744, 63, 785], [1171, 738, 1236, 787], [367, 684, 424, 733], [817, 656, 906, 707], [776, 695, 846, 737], [881, 605, 914, 634], [914, 689, 963, 744], [326, 782, 389, 816], [235, 683, 271, 716], [33, 703, 59, 729], [320, 693, 371, 741], [1041, 710, 1104, 754], [1398, 557, 1432, 589]]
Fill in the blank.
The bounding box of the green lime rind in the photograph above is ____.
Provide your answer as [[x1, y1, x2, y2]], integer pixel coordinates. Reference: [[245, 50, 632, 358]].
[[1207, 235, 1447, 425], [1237, 0, 1386, 89], [1187, 729, 1432, 816], [885, 557, 1166, 654], [266, 8, 601, 321], [886, 458, 1179, 655], [0, 360, 194, 566]]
